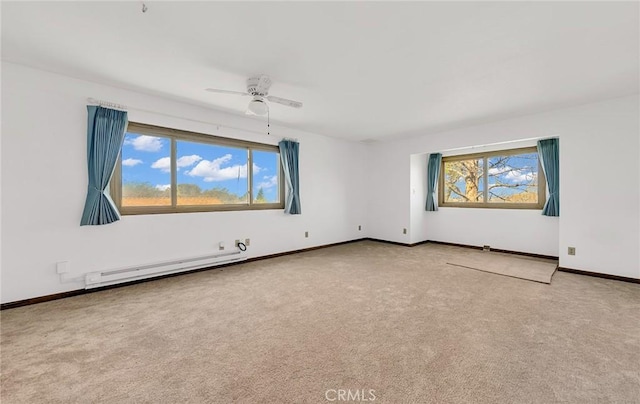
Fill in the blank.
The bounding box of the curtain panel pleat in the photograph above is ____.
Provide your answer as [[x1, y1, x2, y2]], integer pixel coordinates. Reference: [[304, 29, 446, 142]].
[[278, 140, 301, 214], [425, 153, 442, 211], [537, 138, 559, 216], [80, 106, 128, 225]]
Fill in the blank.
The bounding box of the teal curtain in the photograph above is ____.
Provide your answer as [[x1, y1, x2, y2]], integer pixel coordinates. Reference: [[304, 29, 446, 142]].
[[537, 138, 559, 216], [425, 153, 442, 211], [80, 106, 128, 225], [278, 140, 301, 214]]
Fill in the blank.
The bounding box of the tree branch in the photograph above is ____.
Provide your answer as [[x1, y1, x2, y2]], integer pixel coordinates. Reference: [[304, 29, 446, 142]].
[[488, 182, 529, 190], [444, 183, 469, 201]]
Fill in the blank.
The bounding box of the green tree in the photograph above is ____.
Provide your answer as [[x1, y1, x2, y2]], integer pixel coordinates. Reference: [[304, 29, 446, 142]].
[[255, 187, 267, 203]]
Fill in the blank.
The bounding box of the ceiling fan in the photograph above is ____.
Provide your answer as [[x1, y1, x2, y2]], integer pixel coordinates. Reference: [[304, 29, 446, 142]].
[[205, 75, 303, 116]]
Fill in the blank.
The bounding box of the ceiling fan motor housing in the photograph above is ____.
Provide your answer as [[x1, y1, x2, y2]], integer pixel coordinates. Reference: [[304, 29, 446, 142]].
[[247, 75, 272, 96]]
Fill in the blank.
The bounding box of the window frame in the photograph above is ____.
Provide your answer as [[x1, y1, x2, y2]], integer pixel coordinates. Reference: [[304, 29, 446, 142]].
[[111, 122, 285, 215], [438, 146, 546, 210]]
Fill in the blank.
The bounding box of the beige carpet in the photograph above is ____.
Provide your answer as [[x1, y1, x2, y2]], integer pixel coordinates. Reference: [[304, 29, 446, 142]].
[[447, 250, 557, 284], [1, 241, 639, 403]]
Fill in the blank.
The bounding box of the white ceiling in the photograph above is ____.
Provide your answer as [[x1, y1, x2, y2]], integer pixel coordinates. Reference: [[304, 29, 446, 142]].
[[2, 1, 638, 141]]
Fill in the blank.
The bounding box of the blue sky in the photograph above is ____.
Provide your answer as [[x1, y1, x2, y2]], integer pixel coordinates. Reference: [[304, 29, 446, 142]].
[[121, 132, 280, 202]]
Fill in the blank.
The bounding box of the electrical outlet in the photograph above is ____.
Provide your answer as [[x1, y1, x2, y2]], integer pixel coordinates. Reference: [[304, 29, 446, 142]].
[[219, 242, 225, 251], [358, 225, 361, 231], [568, 247, 576, 256], [235, 239, 241, 247], [483, 245, 490, 251], [403, 228, 407, 234], [245, 238, 250, 246], [305, 231, 309, 238]]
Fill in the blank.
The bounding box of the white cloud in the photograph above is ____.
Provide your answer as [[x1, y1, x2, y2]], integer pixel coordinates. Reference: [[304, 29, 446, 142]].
[[256, 175, 278, 190], [151, 157, 171, 173], [177, 155, 202, 168], [122, 158, 143, 167], [505, 170, 534, 183], [185, 154, 261, 182], [124, 135, 164, 152], [151, 155, 202, 173], [488, 166, 513, 176], [489, 165, 534, 183], [155, 184, 171, 191]]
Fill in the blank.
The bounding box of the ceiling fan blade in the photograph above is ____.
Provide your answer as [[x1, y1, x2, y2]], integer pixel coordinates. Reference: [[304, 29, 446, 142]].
[[266, 95, 303, 109], [205, 88, 250, 96], [256, 75, 273, 94]]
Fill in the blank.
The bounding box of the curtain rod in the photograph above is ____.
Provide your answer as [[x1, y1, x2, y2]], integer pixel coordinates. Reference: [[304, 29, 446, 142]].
[[86, 97, 280, 138], [439, 137, 545, 153], [87, 98, 127, 111]]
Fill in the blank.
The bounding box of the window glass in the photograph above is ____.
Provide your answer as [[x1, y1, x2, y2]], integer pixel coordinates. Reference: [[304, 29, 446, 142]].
[[176, 140, 249, 206], [443, 158, 484, 203], [487, 153, 539, 203], [252, 150, 280, 204], [113, 123, 285, 214], [121, 133, 171, 207], [440, 147, 544, 209]]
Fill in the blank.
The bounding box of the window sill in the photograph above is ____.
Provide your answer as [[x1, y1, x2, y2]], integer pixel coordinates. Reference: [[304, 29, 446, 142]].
[[439, 204, 543, 210], [119, 204, 285, 216]]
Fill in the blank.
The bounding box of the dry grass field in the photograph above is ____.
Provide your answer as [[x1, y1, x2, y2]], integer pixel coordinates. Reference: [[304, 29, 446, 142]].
[[123, 196, 228, 206]]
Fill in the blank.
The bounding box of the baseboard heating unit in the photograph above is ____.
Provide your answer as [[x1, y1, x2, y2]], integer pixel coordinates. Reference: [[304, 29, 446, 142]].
[[84, 251, 246, 289]]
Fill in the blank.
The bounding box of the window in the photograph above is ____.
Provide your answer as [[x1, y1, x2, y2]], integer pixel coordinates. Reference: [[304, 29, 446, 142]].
[[111, 122, 284, 214], [439, 146, 545, 209]]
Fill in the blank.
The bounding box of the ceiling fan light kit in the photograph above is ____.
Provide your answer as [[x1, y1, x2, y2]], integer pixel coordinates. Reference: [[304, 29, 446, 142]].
[[248, 97, 269, 115]]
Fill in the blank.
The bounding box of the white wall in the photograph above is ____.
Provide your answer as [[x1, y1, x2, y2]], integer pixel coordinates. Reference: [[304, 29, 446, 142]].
[[410, 139, 559, 256], [409, 153, 428, 243], [370, 95, 639, 278], [0, 62, 368, 303], [2, 63, 638, 305]]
